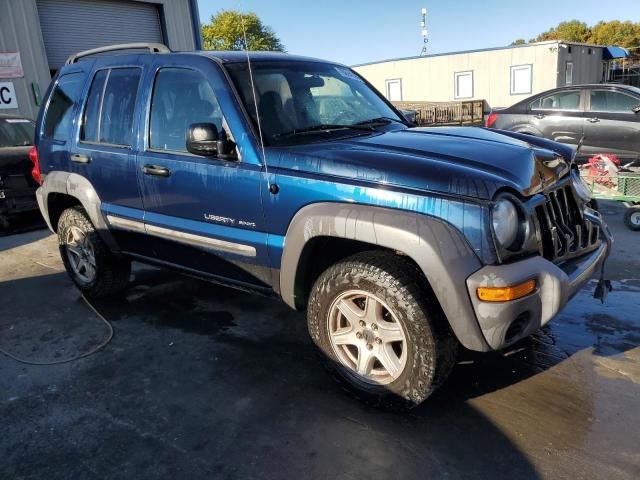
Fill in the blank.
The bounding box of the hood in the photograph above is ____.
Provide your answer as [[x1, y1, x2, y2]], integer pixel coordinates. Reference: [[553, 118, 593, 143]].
[[268, 127, 572, 200]]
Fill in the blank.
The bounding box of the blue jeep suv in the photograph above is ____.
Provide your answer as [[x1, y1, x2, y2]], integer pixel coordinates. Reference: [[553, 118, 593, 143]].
[[32, 44, 612, 407]]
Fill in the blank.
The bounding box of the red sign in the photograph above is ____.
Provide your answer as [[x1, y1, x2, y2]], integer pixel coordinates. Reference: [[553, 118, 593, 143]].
[[0, 53, 24, 78]]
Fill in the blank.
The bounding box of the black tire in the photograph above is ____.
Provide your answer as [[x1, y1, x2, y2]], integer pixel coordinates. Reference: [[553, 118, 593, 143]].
[[624, 207, 640, 231], [307, 251, 458, 409], [57, 206, 131, 298]]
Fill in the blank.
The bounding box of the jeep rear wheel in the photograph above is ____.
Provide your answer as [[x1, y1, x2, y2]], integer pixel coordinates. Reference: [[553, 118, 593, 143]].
[[58, 206, 131, 298], [307, 251, 458, 409]]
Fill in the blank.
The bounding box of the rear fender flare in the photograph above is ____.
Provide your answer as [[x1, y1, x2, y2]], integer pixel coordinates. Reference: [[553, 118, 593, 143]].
[[38, 171, 119, 251]]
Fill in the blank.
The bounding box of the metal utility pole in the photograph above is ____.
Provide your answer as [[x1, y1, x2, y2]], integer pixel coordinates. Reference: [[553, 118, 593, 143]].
[[420, 8, 429, 56]]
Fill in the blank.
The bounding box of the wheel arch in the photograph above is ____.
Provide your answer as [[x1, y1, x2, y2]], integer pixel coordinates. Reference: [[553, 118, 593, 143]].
[[279, 202, 490, 352], [38, 171, 120, 251]]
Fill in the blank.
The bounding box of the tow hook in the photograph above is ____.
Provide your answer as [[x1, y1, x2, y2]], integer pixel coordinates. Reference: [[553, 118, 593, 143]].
[[584, 208, 613, 303]]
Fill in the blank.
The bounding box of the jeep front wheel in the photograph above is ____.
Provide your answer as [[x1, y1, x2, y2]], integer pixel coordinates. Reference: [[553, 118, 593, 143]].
[[307, 251, 458, 409], [57, 206, 131, 298]]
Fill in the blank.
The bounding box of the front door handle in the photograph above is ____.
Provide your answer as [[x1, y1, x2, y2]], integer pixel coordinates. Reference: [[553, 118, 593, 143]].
[[71, 153, 90, 164], [534, 113, 545, 119], [587, 117, 600, 123], [143, 164, 171, 177]]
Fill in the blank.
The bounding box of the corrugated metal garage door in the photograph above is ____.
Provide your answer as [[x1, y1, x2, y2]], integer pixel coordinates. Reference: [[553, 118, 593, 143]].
[[37, 0, 163, 70]]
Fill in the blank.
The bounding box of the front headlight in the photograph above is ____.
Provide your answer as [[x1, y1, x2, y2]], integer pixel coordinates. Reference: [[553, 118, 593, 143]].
[[492, 198, 520, 249]]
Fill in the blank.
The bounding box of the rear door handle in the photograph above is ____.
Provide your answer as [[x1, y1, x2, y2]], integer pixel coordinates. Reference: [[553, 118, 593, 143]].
[[534, 113, 545, 119], [143, 164, 171, 177], [587, 117, 600, 123], [71, 153, 90, 164]]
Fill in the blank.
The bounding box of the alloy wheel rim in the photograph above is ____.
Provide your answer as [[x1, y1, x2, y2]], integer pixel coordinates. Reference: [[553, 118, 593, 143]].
[[65, 226, 96, 283], [631, 211, 640, 226], [327, 290, 408, 385]]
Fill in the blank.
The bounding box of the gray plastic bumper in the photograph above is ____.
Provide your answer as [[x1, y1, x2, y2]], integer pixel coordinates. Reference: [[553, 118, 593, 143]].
[[466, 240, 610, 350]]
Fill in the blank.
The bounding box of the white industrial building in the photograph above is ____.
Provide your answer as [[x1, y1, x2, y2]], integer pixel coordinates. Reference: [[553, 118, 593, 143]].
[[353, 40, 629, 110], [0, 0, 201, 119]]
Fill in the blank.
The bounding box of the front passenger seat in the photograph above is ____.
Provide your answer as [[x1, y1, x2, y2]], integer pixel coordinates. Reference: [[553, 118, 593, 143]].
[[259, 91, 291, 139]]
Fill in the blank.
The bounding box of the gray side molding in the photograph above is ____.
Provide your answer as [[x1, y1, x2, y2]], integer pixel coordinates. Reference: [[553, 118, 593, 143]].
[[36, 171, 119, 251], [279, 203, 490, 352]]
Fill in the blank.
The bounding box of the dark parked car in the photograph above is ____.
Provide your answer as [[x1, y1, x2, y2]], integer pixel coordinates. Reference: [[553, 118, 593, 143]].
[[487, 84, 640, 163], [33, 44, 611, 408], [0, 114, 38, 230]]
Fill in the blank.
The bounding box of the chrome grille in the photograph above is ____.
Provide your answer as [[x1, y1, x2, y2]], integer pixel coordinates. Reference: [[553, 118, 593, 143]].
[[535, 183, 600, 263]]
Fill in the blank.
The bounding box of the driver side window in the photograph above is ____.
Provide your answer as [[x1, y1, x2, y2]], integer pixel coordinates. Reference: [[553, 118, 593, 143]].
[[149, 68, 223, 152]]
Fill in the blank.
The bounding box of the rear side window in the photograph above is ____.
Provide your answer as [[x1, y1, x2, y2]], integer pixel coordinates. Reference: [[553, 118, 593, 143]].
[[589, 90, 639, 113], [43, 73, 84, 141], [81, 67, 142, 147], [149, 68, 223, 152]]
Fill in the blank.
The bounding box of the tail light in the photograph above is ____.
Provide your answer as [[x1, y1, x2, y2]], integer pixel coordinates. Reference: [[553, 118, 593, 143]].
[[29, 146, 42, 185], [486, 112, 499, 128]]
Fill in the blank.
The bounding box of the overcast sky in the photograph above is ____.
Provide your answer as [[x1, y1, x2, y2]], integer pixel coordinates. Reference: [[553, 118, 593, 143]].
[[196, 0, 638, 65]]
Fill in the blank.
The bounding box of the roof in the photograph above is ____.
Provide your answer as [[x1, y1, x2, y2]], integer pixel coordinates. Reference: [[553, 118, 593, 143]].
[[351, 40, 612, 68], [194, 50, 341, 65], [603, 45, 630, 59]]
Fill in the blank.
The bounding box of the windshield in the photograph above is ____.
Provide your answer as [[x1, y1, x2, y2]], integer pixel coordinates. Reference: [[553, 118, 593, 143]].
[[225, 60, 406, 146], [0, 118, 35, 147]]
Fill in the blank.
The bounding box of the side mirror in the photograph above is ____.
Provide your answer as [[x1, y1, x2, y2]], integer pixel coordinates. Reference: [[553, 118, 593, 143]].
[[632, 105, 640, 114], [399, 109, 417, 124], [186, 123, 219, 156]]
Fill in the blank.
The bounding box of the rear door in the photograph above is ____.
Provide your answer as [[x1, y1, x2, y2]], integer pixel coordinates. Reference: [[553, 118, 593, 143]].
[[528, 89, 585, 146], [135, 57, 270, 289], [583, 88, 640, 161], [71, 60, 151, 255]]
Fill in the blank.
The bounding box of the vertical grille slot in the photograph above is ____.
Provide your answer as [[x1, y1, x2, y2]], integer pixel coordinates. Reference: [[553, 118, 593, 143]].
[[535, 183, 600, 263]]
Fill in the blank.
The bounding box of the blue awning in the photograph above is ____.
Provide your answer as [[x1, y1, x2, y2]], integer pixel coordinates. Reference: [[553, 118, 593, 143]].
[[603, 46, 630, 59]]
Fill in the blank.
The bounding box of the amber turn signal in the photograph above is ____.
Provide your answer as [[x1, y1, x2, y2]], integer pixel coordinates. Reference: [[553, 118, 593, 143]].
[[477, 279, 537, 302]]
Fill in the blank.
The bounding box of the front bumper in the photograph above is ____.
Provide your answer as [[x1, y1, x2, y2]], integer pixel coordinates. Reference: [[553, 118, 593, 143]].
[[466, 212, 612, 350]]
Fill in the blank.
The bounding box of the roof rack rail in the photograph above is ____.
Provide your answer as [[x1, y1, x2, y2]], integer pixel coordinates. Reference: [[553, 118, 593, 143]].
[[65, 43, 171, 65]]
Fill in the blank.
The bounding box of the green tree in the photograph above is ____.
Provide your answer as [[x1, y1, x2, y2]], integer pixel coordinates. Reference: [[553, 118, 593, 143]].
[[589, 20, 640, 49], [511, 38, 526, 45], [535, 20, 591, 43], [201, 10, 286, 52], [516, 19, 640, 49]]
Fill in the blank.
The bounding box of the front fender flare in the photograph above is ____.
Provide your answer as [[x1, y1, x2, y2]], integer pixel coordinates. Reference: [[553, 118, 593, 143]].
[[279, 203, 490, 351]]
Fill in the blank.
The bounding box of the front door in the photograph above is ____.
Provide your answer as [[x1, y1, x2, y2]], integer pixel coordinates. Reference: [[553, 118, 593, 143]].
[[528, 89, 585, 146], [583, 88, 640, 161], [135, 59, 271, 289]]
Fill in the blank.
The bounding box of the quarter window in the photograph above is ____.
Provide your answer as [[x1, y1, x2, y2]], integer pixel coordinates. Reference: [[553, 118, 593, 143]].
[[454, 71, 473, 99], [43, 73, 84, 141], [530, 90, 581, 110], [149, 68, 223, 152], [80, 68, 141, 146], [589, 90, 639, 113]]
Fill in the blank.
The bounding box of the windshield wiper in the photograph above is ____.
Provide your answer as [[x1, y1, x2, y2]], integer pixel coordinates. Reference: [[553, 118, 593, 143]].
[[354, 116, 408, 127], [274, 123, 374, 139]]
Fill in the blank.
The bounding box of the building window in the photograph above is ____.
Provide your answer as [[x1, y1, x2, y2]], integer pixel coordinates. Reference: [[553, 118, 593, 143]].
[[510, 64, 532, 95], [454, 71, 473, 99], [567, 46, 572, 54], [385, 79, 402, 101], [588, 48, 593, 55], [565, 61, 574, 85]]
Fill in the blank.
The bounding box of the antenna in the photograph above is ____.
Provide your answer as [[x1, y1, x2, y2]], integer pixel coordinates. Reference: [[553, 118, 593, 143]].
[[238, 10, 272, 192], [420, 8, 429, 56]]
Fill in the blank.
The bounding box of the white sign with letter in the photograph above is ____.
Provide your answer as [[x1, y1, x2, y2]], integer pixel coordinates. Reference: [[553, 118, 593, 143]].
[[0, 82, 18, 109]]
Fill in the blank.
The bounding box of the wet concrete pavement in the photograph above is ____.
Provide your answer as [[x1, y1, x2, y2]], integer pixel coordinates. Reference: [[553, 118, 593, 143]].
[[1, 201, 639, 479]]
